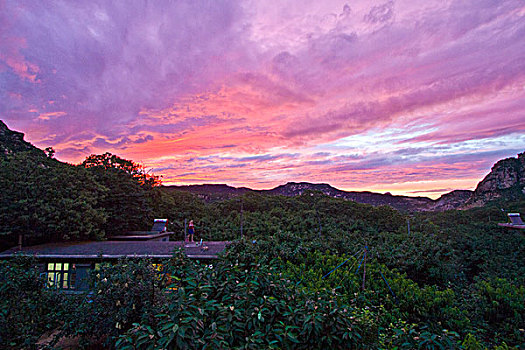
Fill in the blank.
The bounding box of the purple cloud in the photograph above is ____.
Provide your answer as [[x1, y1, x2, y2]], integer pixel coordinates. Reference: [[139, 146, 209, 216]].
[[1, 0, 524, 196], [1, 0, 252, 140]]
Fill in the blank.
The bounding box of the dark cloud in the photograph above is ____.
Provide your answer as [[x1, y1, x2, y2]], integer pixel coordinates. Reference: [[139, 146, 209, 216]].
[[364, 1, 395, 24], [408, 189, 452, 194], [133, 135, 154, 144], [237, 153, 299, 163]]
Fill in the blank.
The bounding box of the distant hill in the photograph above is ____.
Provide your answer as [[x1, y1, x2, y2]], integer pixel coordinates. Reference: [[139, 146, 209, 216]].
[[166, 182, 474, 211], [165, 153, 525, 211], [166, 182, 435, 211], [266, 182, 434, 211], [163, 184, 254, 202]]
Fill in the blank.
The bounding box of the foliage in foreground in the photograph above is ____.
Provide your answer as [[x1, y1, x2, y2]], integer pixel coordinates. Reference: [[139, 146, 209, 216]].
[[0, 257, 64, 348], [0, 246, 522, 349], [113, 242, 522, 349]]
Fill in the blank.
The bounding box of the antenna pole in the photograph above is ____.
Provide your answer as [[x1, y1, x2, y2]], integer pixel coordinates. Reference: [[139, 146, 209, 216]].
[[362, 247, 367, 290], [240, 200, 243, 238], [318, 213, 322, 238]]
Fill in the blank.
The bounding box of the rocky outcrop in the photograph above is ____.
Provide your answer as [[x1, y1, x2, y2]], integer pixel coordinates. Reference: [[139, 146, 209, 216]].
[[268, 182, 337, 197], [465, 152, 525, 207], [0, 120, 38, 156], [428, 190, 473, 211]]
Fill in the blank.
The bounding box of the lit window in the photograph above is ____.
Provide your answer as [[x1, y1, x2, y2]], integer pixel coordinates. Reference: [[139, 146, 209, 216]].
[[46, 262, 76, 289]]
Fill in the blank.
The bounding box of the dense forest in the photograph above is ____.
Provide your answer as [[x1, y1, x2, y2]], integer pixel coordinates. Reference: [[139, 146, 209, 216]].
[[1, 141, 524, 348]]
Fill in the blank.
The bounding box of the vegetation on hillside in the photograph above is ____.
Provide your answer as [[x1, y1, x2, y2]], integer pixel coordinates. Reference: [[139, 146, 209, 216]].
[[0, 148, 524, 348]]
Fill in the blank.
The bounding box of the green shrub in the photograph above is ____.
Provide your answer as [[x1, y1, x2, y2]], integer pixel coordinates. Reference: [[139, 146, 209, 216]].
[[0, 256, 64, 349], [59, 256, 175, 347]]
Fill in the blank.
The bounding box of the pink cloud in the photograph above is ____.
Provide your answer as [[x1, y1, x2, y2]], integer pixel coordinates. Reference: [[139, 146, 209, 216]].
[[1, 0, 524, 195]]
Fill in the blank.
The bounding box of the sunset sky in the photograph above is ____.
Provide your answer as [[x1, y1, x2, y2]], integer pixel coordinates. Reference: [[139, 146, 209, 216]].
[[1, 0, 524, 198]]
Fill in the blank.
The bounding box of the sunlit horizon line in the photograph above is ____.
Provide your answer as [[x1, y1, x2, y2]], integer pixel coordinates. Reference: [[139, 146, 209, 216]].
[[159, 179, 479, 200]]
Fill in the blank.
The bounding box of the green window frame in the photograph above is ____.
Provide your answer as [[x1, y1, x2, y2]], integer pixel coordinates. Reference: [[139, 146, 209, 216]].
[[46, 262, 76, 289]]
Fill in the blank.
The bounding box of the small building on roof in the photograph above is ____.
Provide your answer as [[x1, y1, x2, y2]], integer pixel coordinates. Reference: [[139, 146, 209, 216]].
[[498, 213, 525, 230], [110, 218, 174, 241]]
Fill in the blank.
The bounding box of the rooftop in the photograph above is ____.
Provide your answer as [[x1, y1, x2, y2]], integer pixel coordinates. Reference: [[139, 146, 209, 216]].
[[0, 241, 230, 260]]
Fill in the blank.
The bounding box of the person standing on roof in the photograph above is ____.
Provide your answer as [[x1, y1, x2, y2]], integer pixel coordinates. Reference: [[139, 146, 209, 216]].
[[188, 220, 195, 243]]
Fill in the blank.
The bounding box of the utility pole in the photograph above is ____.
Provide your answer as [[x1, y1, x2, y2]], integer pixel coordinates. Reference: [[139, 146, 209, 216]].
[[318, 214, 322, 238], [407, 218, 410, 236], [362, 249, 367, 290], [361, 245, 368, 291], [184, 218, 187, 242], [240, 200, 244, 238]]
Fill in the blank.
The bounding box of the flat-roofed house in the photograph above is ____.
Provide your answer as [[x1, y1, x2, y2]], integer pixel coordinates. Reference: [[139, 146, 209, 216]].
[[0, 239, 229, 291]]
